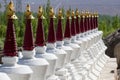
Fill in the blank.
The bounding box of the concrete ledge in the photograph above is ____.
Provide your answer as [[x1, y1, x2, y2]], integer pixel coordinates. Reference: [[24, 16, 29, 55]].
[[99, 58, 117, 80]]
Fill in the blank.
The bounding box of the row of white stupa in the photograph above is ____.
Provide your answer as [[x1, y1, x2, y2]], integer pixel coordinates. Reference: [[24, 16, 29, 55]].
[[0, 1, 109, 80], [0, 20, 109, 80]]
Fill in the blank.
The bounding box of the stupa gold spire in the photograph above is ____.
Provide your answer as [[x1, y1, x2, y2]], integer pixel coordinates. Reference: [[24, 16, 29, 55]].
[[71, 10, 76, 18], [7, 0, 17, 19], [95, 11, 99, 17], [91, 13, 94, 18], [88, 12, 92, 18], [75, 8, 80, 17], [80, 10, 85, 18], [66, 10, 71, 19], [58, 8, 64, 19], [49, 7, 56, 18], [25, 4, 34, 19], [38, 6, 45, 19], [85, 10, 89, 18]]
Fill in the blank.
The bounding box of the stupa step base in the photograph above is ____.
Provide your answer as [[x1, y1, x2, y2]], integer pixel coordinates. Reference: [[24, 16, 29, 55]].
[[55, 68, 72, 80], [47, 75, 60, 80], [88, 72, 98, 80], [91, 68, 101, 77], [18, 57, 49, 80], [0, 64, 32, 80], [0, 72, 11, 80], [57, 73, 72, 80]]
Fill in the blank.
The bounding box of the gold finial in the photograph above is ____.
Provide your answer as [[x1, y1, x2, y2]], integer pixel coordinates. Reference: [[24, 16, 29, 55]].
[[71, 10, 76, 18], [25, 4, 35, 19], [58, 8, 64, 19], [80, 10, 85, 18], [93, 12, 96, 17], [95, 11, 99, 17], [71, 10, 75, 17], [7, 0, 18, 19], [75, 8, 80, 17], [66, 10, 71, 19], [88, 12, 92, 18], [91, 12, 94, 18], [9, 0, 14, 11], [85, 10, 89, 18], [49, 7, 56, 18], [93, 11, 99, 18], [38, 6, 45, 19]]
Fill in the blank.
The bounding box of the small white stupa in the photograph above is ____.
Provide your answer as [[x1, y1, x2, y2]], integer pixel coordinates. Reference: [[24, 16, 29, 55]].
[[18, 5, 49, 80], [0, 1, 33, 80]]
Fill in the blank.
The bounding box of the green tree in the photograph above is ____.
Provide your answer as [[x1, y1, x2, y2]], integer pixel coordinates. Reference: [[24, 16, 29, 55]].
[[0, 3, 2, 9]]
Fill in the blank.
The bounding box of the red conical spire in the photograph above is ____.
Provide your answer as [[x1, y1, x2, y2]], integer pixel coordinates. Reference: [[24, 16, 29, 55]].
[[80, 12, 85, 33], [90, 13, 94, 30], [3, 1, 18, 57], [71, 10, 76, 36], [56, 9, 64, 41], [75, 9, 80, 34], [84, 13, 88, 32], [88, 12, 91, 31], [23, 4, 34, 50], [64, 10, 71, 38], [95, 12, 99, 29], [93, 13, 96, 29], [35, 6, 45, 46], [47, 7, 56, 43]]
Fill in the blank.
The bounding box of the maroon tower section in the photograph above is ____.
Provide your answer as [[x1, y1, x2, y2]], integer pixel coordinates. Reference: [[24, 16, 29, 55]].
[[91, 14, 94, 30], [87, 16, 89, 32], [75, 15, 80, 34], [3, 19, 17, 57], [35, 19, 45, 46], [89, 14, 93, 30], [47, 18, 56, 43], [56, 18, 63, 41], [71, 12, 76, 36], [93, 14, 96, 29], [23, 19, 34, 50], [91, 14, 94, 31], [96, 14, 98, 29], [80, 15, 85, 33], [84, 16, 88, 32], [64, 17, 71, 38], [88, 15, 91, 31]]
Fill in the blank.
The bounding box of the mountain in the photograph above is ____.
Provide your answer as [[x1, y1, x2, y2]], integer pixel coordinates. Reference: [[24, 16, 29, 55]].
[[0, 0, 120, 16]]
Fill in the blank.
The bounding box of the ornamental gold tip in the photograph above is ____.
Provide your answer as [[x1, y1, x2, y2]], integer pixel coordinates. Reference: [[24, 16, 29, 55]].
[[85, 10, 89, 18], [9, 0, 14, 11], [95, 11, 99, 17], [38, 6, 45, 19], [7, 0, 18, 19], [26, 4, 31, 11], [88, 12, 92, 18], [66, 10, 71, 19], [71, 10, 76, 18], [58, 8, 64, 19], [25, 4, 34, 19], [71, 10, 74, 17], [93, 11, 99, 17], [75, 8, 80, 17], [49, 7, 56, 18], [80, 10, 85, 18]]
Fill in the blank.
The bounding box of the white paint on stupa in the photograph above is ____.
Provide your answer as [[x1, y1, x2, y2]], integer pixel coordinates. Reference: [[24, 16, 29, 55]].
[[0, 56, 33, 80], [0, 72, 11, 80], [35, 46, 58, 79], [18, 49, 49, 80]]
